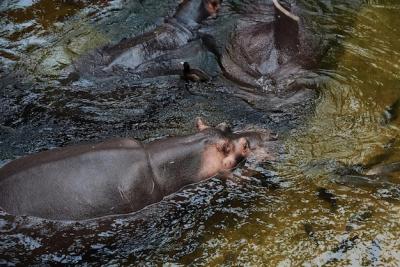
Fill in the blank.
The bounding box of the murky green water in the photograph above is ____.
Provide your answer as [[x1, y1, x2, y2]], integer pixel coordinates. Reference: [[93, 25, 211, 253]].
[[280, 3, 400, 265], [1, 0, 400, 265]]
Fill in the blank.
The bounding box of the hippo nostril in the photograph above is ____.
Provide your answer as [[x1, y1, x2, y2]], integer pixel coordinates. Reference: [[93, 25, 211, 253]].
[[236, 156, 245, 164], [224, 158, 236, 169]]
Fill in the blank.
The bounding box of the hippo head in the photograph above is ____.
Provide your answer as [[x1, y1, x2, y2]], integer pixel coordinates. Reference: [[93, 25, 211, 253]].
[[231, 130, 278, 163], [195, 117, 273, 179]]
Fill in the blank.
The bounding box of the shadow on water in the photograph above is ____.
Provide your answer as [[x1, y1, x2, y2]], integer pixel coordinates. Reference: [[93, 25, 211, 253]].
[[1, 0, 400, 265]]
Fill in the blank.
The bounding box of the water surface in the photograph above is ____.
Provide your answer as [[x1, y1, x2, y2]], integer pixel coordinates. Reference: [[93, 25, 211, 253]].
[[1, 0, 400, 265]]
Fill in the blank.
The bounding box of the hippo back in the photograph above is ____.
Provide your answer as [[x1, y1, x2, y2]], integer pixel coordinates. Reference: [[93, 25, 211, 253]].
[[0, 138, 158, 220]]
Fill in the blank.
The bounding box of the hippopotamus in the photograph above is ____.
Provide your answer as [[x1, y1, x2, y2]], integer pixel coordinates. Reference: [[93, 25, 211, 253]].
[[0, 118, 274, 220], [217, 0, 321, 93], [62, 0, 221, 82]]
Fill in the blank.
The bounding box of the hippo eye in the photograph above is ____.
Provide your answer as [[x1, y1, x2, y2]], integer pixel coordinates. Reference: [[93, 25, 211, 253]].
[[223, 144, 231, 154]]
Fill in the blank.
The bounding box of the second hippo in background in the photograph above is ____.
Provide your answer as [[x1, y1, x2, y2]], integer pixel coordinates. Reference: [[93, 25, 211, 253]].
[[219, 0, 319, 92], [0, 118, 275, 221], [62, 0, 221, 82]]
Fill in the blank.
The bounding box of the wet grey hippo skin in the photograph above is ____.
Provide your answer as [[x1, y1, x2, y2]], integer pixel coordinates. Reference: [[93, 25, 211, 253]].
[[63, 0, 327, 113], [219, 1, 314, 91], [64, 0, 221, 81], [0, 118, 274, 220]]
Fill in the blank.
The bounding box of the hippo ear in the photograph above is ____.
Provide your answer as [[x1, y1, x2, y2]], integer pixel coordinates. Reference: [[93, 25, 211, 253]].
[[195, 117, 210, 131], [216, 122, 232, 133], [237, 137, 249, 151]]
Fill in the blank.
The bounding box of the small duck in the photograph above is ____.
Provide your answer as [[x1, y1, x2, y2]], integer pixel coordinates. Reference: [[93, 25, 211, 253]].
[[181, 62, 209, 82]]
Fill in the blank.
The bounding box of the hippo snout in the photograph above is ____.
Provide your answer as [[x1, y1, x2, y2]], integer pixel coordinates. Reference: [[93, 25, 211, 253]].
[[234, 131, 278, 162], [221, 155, 244, 170], [222, 157, 236, 169]]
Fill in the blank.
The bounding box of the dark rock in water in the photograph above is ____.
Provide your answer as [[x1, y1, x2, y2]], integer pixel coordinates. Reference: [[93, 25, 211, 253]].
[[303, 222, 319, 244], [253, 171, 281, 190], [316, 187, 337, 210], [382, 98, 400, 125], [345, 207, 373, 232], [332, 235, 359, 254], [315, 235, 360, 265], [241, 163, 282, 190], [332, 173, 400, 201], [332, 159, 399, 191], [375, 187, 400, 201], [0, 125, 15, 134], [332, 174, 391, 189], [366, 162, 400, 176], [304, 222, 315, 237], [336, 139, 400, 201], [58, 71, 80, 86], [334, 163, 365, 176]]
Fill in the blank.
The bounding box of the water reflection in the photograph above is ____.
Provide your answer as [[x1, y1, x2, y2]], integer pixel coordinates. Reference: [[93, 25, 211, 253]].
[[1, 0, 400, 265], [282, 3, 400, 265]]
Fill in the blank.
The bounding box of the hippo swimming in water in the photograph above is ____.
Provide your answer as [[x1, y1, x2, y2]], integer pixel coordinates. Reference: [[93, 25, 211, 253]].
[[62, 0, 221, 82], [217, 0, 322, 93], [0, 118, 274, 220]]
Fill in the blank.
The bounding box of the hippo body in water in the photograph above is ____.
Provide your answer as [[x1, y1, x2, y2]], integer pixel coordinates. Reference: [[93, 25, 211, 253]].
[[0, 119, 272, 220], [64, 0, 221, 81], [216, 0, 323, 94], [64, 0, 325, 114]]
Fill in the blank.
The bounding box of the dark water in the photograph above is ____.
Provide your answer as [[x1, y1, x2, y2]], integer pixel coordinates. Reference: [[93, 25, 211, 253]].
[[1, 0, 400, 265]]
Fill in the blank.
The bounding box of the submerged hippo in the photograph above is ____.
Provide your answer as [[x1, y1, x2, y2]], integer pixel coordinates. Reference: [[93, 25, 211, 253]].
[[219, 0, 320, 92], [0, 118, 273, 220], [63, 0, 221, 82]]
